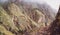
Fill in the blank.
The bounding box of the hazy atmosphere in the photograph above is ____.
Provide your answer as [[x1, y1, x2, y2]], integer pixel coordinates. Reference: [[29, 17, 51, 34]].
[[0, 0, 60, 12], [23, 0, 60, 12]]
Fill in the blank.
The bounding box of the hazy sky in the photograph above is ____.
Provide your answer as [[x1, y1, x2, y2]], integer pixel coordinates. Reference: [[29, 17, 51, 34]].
[[44, 0, 60, 11], [0, 0, 60, 11], [24, 0, 60, 11]]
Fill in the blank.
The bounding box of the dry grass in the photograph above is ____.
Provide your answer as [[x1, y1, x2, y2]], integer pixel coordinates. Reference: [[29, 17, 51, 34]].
[[0, 3, 52, 35]]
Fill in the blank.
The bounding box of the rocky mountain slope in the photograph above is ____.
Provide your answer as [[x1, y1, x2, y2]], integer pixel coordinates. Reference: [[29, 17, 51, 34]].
[[0, 1, 56, 35]]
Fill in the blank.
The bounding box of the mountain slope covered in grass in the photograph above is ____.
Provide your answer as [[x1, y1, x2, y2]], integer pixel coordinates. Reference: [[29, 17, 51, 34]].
[[0, 2, 56, 35]]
